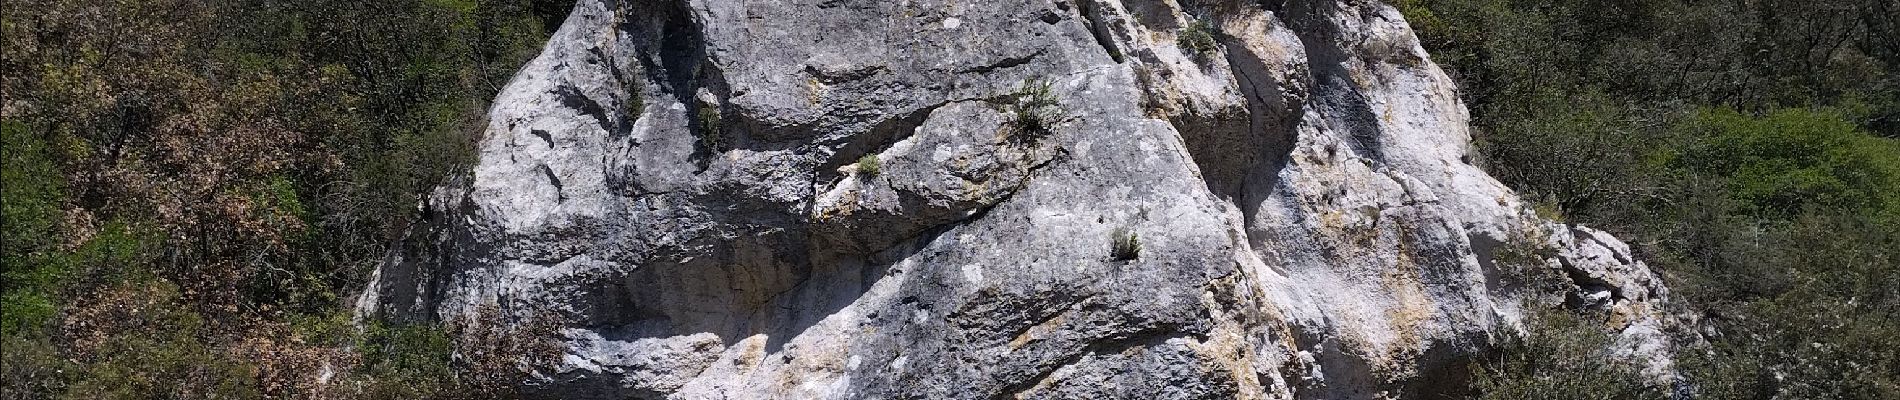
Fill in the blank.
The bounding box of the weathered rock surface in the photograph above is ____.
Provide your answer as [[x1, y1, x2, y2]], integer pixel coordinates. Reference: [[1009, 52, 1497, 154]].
[[356, 0, 1677, 398]]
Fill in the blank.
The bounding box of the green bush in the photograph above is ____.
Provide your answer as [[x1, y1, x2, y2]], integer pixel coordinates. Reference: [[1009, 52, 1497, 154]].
[[625, 85, 645, 119], [1177, 19, 1218, 57], [358, 322, 455, 399], [1673, 108, 1900, 220], [1109, 227, 1141, 261], [856, 154, 881, 178], [1395, 0, 1900, 396], [1677, 211, 1900, 400], [1, 333, 74, 399], [58, 282, 261, 400], [1, 120, 67, 337], [1473, 309, 1665, 399], [697, 105, 725, 150], [290, 311, 359, 347], [1007, 79, 1063, 139], [1488, 229, 1569, 297]]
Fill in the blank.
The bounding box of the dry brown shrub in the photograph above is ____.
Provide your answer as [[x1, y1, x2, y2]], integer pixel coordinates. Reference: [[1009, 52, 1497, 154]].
[[232, 323, 362, 399], [449, 304, 568, 397]]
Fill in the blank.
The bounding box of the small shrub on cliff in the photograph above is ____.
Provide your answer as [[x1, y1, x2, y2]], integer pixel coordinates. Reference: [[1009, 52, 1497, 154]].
[[624, 86, 645, 121], [1007, 79, 1063, 139], [696, 105, 726, 150], [1110, 227, 1141, 261], [1177, 19, 1218, 57], [856, 154, 881, 178]]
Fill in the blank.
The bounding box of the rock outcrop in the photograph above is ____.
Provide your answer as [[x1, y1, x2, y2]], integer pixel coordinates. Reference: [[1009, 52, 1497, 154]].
[[356, 0, 1677, 398]]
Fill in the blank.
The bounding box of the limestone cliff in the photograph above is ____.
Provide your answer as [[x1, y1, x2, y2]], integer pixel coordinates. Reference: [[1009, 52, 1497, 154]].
[[356, 0, 1676, 398]]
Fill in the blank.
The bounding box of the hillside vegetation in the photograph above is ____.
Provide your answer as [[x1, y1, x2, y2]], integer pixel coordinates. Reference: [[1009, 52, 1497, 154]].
[[1, 0, 1895, 398], [2, 0, 569, 398], [1396, 0, 1899, 397]]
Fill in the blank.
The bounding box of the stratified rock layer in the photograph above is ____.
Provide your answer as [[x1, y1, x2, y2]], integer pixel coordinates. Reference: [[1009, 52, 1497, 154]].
[[357, 0, 1676, 398]]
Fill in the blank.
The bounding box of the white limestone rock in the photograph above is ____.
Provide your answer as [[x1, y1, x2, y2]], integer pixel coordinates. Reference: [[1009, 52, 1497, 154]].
[[357, 0, 1680, 398]]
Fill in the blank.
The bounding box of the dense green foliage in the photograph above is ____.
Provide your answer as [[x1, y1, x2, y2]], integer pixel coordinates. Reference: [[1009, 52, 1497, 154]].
[[1, 120, 67, 337], [1397, 0, 1900, 397], [0, 0, 571, 397], [357, 323, 457, 399]]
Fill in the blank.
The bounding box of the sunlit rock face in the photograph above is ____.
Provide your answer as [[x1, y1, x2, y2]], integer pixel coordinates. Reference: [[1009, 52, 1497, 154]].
[[357, 0, 1675, 398]]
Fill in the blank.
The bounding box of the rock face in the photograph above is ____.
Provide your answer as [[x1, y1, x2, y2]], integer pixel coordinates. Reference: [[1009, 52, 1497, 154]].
[[356, 0, 1676, 398]]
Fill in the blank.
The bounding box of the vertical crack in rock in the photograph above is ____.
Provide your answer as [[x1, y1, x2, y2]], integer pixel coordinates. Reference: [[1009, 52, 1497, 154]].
[[1280, 0, 1388, 163], [538, 164, 566, 202], [636, 0, 703, 99], [1076, 0, 1126, 63]]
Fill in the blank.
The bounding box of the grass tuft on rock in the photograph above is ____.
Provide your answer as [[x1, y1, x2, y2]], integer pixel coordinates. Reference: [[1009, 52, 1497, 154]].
[[1007, 79, 1063, 139], [1178, 19, 1217, 57], [856, 154, 881, 178], [1110, 227, 1141, 261]]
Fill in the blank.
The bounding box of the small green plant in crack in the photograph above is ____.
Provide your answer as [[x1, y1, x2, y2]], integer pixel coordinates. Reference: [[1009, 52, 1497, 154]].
[[696, 105, 725, 150], [1110, 227, 1142, 261], [624, 86, 645, 121], [1007, 78, 1063, 139], [1178, 19, 1218, 57], [856, 154, 881, 178]]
